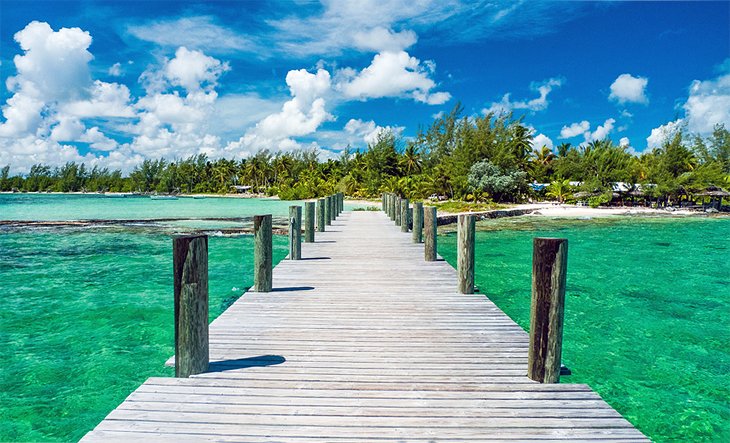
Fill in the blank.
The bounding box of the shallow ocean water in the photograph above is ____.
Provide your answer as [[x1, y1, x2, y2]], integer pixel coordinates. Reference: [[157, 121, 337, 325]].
[[2, 195, 728, 442], [439, 216, 730, 442], [1, 194, 370, 441], [0, 229, 288, 441], [0, 193, 361, 221]]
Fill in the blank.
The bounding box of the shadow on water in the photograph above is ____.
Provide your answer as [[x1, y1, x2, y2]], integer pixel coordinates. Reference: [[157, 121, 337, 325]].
[[272, 286, 315, 292], [207, 355, 286, 373]]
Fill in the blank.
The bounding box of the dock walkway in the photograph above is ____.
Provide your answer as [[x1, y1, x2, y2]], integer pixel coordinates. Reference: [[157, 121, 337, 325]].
[[83, 210, 646, 441]]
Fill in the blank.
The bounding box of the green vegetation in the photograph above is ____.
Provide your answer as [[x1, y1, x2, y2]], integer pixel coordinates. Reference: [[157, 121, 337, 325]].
[[352, 206, 381, 211], [431, 201, 507, 213], [1, 105, 728, 206]]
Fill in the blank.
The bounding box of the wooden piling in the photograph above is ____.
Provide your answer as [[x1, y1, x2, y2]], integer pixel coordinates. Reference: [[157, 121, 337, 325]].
[[401, 198, 410, 233], [289, 205, 302, 260], [457, 214, 475, 294], [173, 234, 209, 378], [412, 202, 423, 243], [317, 199, 325, 232], [528, 238, 568, 384], [395, 197, 402, 226], [325, 196, 332, 225], [424, 206, 437, 261], [253, 214, 272, 292], [304, 201, 315, 243]]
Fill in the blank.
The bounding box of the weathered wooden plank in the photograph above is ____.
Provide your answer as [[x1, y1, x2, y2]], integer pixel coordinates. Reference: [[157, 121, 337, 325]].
[[288, 205, 302, 260], [528, 237, 568, 384], [172, 235, 209, 378]]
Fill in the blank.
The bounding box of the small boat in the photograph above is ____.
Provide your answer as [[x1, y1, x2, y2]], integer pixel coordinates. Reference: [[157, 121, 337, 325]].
[[150, 195, 178, 200], [192, 196, 207, 199]]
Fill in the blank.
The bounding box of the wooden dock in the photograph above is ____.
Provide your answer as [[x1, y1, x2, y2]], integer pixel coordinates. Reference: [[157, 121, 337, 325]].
[[83, 210, 646, 442]]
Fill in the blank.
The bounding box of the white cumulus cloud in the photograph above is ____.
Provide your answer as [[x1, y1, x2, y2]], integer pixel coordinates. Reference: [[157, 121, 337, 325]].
[[590, 118, 615, 141], [646, 119, 683, 150], [108, 62, 122, 77], [0, 21, 240, 172], [559, 120, 590, 139], [609, 73, 648, 104], [531, 133, 554, 150], [352, 27, 417, 52], [484, 77, 563, 115], [344, 118, 404, 145], [337, 50, 450, 105], [557, 118, 615, 143], [164, 47, 229, 92], [683, 73, 730, 134], [226, 69, 334, 155]]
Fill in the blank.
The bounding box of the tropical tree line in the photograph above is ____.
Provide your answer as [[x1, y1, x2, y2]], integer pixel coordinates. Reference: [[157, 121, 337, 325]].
[[2, 104, 728, 206]]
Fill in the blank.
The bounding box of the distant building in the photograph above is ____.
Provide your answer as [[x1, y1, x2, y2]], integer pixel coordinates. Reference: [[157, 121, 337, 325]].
[[231, 185, 253, 193]]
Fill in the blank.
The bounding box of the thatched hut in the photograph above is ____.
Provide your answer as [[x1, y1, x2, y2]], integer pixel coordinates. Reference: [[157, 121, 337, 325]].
[[696, 187, 729, 210]]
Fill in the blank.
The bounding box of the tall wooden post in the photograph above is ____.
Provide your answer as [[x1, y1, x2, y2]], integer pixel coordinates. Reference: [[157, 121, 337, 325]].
[[390, 194, 396, 221], [395, 197, 402, 226], [253, 214, 272, 292], [173, 234, 209, 378], [400, 198, 410, 233], [317, 198, 325, 232], [424, 206, 437, 261], [412, 202, 423, 243], [457, 214, 475, 294], [338, 193, 344, 214], [325, 196, 332, 225], [304, 201, 315, 243], [528, 238, 568, 384], [289, 205, 302, 260], [382, 194, 386, 212]]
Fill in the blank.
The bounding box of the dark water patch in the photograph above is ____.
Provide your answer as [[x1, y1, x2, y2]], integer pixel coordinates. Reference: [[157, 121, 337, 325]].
[[654, 241, 672, 247]]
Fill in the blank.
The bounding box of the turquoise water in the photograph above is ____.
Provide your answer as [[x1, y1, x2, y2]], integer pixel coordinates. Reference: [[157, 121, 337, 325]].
[[0, 193, 362, 221], [2, 195, 728, 442], [439, 216, 730, 442], [0, 227, 288, 441]]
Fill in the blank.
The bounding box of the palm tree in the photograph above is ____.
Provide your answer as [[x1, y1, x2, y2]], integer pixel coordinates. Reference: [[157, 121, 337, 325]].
[[546, 179, 572, 203], [556, 143, 572, 158], [400, 144, 422, 175], [211, 159, 235, 193], [532, 146, 555, 166]]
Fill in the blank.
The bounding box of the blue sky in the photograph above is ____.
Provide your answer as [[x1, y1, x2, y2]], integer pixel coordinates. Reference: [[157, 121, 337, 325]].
[[0, 1, 728, 172]]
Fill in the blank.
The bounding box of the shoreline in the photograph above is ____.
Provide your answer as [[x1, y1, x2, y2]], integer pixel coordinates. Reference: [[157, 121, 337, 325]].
[[2, 192, 725, 220], [436, 203, 726, 219]]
